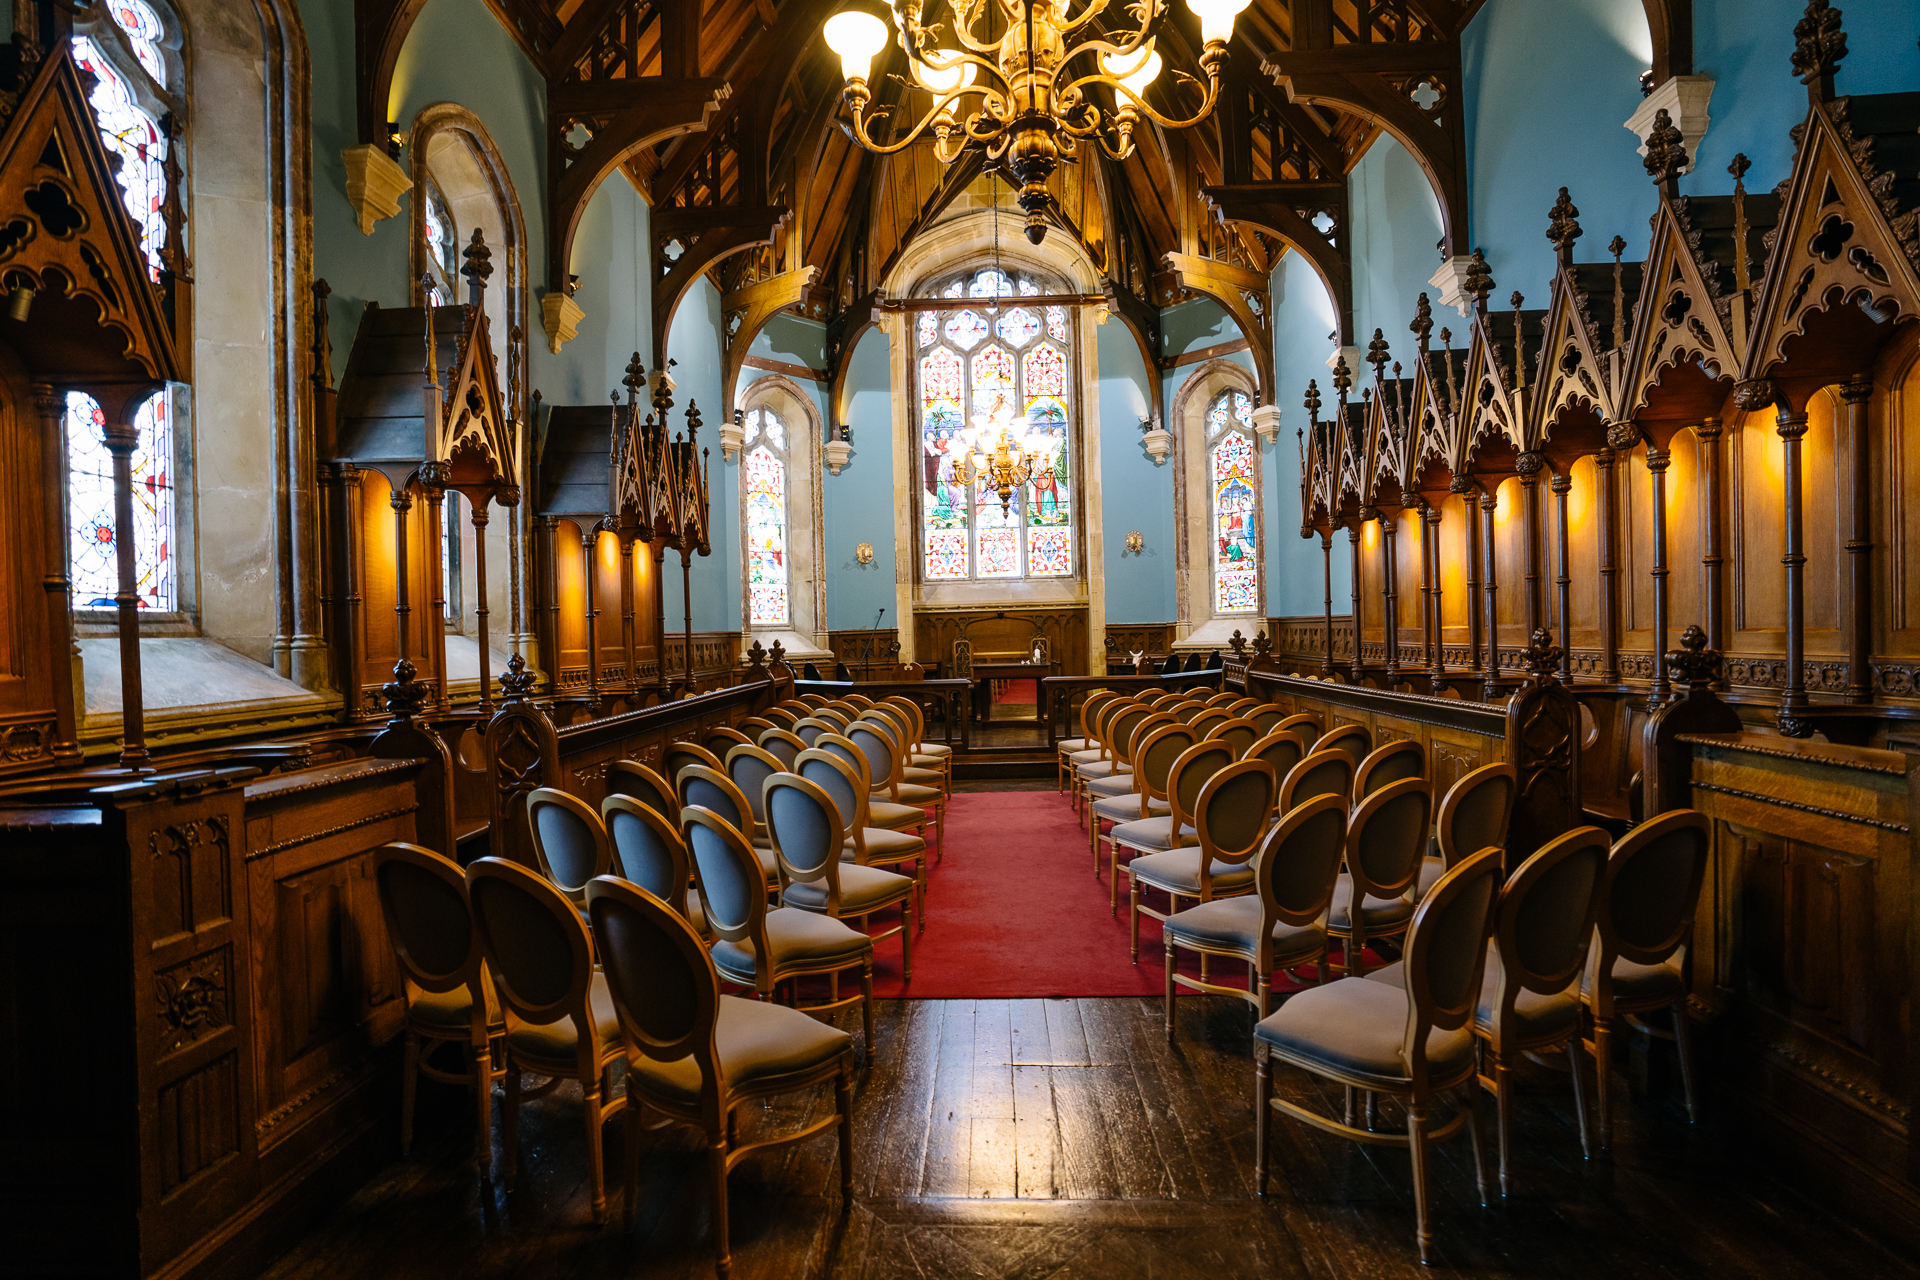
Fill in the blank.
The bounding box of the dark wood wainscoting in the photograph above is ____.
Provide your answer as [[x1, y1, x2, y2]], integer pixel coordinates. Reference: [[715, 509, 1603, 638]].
[[914, 608, 1089, 676]]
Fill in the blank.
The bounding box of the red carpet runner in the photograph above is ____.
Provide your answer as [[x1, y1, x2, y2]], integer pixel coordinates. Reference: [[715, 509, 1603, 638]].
[[861, 790, 1256, 999]]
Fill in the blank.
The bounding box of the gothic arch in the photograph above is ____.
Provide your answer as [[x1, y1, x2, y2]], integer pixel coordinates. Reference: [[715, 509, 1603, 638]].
[[737, 374, 828, 657], [1171, 358, 1262, 646]]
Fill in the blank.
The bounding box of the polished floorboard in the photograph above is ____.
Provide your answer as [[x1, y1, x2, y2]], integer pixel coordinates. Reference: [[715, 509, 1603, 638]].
[[260, 994, 1914, 1280]]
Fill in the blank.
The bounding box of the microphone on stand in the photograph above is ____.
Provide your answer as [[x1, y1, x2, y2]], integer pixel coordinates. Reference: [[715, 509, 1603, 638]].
[[866, 608, 886, 681]]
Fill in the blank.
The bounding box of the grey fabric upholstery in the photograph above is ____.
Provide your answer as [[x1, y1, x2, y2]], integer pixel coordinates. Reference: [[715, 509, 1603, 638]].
[[869, 799, 925, 827], [1163, 896, 1324, 965], [843, 826, 923, 859], [606, 808, 680, 903], [1582, 953, 1685, 1004], [506, 969, 622, 1064], [530, 800, 600, 893], [1087, 773, 1139, 798], [784, 862, 913, 914], [1327, 876, 1416, 930], [1092, 794, 1170, 823], [1128, 847, 1255, 896], [1369, 951, 1582, 1039], [1255, 977, 1474, 1090], [1108, 814, 1197, 851], [626, 993, 851, 1106], [712, 907, 873, 977]]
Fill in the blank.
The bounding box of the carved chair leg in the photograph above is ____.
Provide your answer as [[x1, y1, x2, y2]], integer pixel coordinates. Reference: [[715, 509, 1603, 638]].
[[1493, 1052, 1514, 1197], [472, 1036, 493, 1179], [1165, 939, 1178, 1041], [1567, 1029, 1593, 1160], [837, 1056, 855, 1208], [1408, 1099, 1436, 1266], [1254, 1047, 1272, 1195], [1129, 875, 1142, 962], [1671, 1003, 1700, 1125], [1464, 1078, 1494, 1207], [1592, 1016, 1614, 1149], [583, 1071, 607, 1225], [623, 1078, 643, 1230], [710, 1136, 733, 1279]]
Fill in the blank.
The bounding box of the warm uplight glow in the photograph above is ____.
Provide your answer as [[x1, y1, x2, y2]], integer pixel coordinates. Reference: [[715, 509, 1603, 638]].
[[1564, 461, 1591, 530], [915, 49, 977, 93], [1186, 0, 1252, 45], [823, 10, 887, 82], [598, 529, 620, 572], [1100, 46, 1163, 98], [1494, 481, 1514, 525], [1363, 520, 1379, 550]]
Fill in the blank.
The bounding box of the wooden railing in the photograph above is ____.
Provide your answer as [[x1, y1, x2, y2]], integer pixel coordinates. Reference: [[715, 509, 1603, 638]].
[[794, 678, 972, 750], [1040, 669, 1225, 745]]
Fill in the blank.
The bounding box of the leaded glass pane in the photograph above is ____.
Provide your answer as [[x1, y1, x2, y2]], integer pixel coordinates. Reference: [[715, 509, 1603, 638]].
[[72, 37, 167, 281], [1209, 391, 1258, 615], [943, 309, 988, 350], [917, 312, 937, 347], [744, 444, 789, 625], [1046, 306, 1068, 341], [995, 308, 1039, 346], [68, 390, 173, 611], [107, 1, 167, 86]]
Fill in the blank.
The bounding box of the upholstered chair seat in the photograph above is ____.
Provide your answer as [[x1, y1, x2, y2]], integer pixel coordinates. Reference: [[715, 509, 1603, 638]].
[[1126, 847, 1256, 898], [888, 781, 943, 807], [1582, 952, 1684, 1004], [711, 906, 876, 977], [1087, 773, 1140, 799], [506, 970, 625, 1065], [1163, 897, 1324, 968], [784, 862, 916, 916], [1256, 977, 1476, 1093], [1367, 951, 1584, 1041], [1328, 879, 1417, 932], [1107, 814, 1196, 851], [1091, 794, 1171, 825], [407, 979, 501, 1032], [624, 993, 851, 1108], [902, 765, 943, 788], [868, 798, 926, 828], [1056, 737, 1092, 754], [1067, 747, 1105, 765], [843, 825, 922, 859]]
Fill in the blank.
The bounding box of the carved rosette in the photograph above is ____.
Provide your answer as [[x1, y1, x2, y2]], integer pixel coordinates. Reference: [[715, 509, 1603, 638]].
[[1520, 628, 1564, 684], [1665, 624, 1723, 691], [1732, 378, 1780, 413], [1448, 475, 1475, 494], [1605, 421, 1640, 451], [499, 652, 536, 702], [1514, 450, 1545, 477]]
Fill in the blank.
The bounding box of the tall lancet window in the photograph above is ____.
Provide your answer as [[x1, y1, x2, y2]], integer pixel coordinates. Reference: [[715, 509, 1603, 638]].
[[72, 0, 173, 281], [67, 391, 175, 611], [1208, 389, 1258, 614], [917, 266, 1076, 582], [743, 408, 791, 627], [421, 178, 459, 305]]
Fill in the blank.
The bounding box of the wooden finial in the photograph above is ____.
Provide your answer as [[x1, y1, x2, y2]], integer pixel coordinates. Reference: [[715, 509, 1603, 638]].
[[1303, 379, 1322, 425], [1644, 107, 1688, 193], [1546, 187, 1582, 268], [310, 279, 333, 392], [1439, 326, 1460, 413], [1729, 153, 1753, 292], [1608, 235, 1629, 351], [1366, 328, 1391, 383], [1410, 291, 1433, 355], [461, 227, 493, 308], [1509, 292, 1527, 391], [1791, 0, 1848, 103], [1464, 248, 1494, 315]]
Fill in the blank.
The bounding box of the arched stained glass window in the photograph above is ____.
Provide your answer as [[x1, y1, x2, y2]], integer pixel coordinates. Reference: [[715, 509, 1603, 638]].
[[421, 178, 459, 305], [67, 391, 174, 611], [743, 408, 791, 626], [72, 1, 173, 281], [1208, 389, 1258, 614], [917, 265, 1075, 583]]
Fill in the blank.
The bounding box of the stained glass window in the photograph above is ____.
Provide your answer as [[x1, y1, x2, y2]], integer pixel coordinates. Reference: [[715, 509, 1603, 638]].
[[743, 408, 791, 626], [1207, 390, 1259, 615], [916, 266, 1076, 582], [72, 37, 168, 281], [68, 390, 174, 612], [422, 178, 459, 306]]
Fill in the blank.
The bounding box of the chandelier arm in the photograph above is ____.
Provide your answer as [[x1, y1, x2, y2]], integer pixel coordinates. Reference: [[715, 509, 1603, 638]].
[[843, 87, 1012, 155], [1054, 0, 1138, 40], [940, 0, 1002, 53], [1056, 66, 1222, 130]]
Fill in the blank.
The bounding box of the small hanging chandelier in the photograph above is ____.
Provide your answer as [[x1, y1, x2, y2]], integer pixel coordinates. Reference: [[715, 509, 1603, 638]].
[[824, 0, 1251, 245], [953, 394, 1047, 512]]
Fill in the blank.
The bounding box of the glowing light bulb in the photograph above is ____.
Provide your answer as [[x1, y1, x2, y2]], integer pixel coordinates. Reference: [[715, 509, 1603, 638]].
[[824, 10, 888, 83], [1185, 0, 1250, 45], [1100, 46, 1163, 99], [915, 49, 976, 93]]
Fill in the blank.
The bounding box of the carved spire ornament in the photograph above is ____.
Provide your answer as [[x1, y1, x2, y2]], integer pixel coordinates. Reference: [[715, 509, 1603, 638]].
[[1464, 248, 1495, 315], [461, 227, 493, 306], [1366, 328, 1391, 383], [1665, 624, 1724, 691], [1410, 292, 1434, 353], [1520, 627, 1564, 683], [1644, 107, 1689, 190], [1791, 0, 1848, 101], [1546, 187, 1582, 266], [1608, 235, 1629, 351]]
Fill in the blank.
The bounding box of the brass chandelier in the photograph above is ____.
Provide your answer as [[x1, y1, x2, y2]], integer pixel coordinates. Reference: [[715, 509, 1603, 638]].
[[954, 394, 1049, 512], [824, 0, 1251, 244]]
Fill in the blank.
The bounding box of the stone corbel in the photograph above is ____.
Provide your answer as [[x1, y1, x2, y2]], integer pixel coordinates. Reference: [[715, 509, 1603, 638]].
[[1626, 76, 1713, 175], [1325, 345, 1362, 375], [824, 425, 852, 475], [541, 290, 584, 355], [1140, 415, 1172, 465], [1429, 256, 1475, 317], [340, 144, 409, 236], [1251, 404, 1282, 447]]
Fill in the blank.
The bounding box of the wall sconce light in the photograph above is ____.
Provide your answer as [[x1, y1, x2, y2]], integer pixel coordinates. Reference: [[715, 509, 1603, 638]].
[[386, 120, 404, 160], [854, 541, 874, 565], [1139, 414, 1172, 465], [824, 422, 852, 475], [1124, 530, 1144, 556], [719, 407, 745, 461], [5, 276, 35, 323]]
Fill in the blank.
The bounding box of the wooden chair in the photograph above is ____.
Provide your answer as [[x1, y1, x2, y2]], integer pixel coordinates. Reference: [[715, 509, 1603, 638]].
[[1056, 690, 1119, 792], [863, 706, 948, 797], [705, 726, 753, 757], [1318, 722, 1371, 765], [1205, 690, 1241, 708], [1275, 712, 1321, 747], [1248, 705, 1290, 735], [525, 787, 612, 910], [724, 743, 787, 854], [1254, 848, 1500, 1265], [766, 772, 913, 980], [607, 759, 676, 818], [792, 716, 838, 748], [1163, 795, 1347, 1040], [1215, 715, 1260, 759], [850, 719, 946, 862], [764, 706, 802, 729], [665, 740, 725, 786], [1327, 777, 1433, 977], [1114, 738, 1235, 927], [586, 877, 853, 1276], [372, 842, 504, 1174], [1277, 747, 1357, 813], [1163, 698, 1206, 723], [1085, 711, 1178, 867], [876, 699, 951, 795], [1353, 738, 1426, 801], [1245, 730, 1308, 824], [600, 794, 706, 935], [1416, 763, 1518, 901], [739, 716, 776, 737], [757, 726, 808, 769], [1189, 708, 1232, 740], [1090, 721, 1197, 890], [1076, 701, 1156, 824], [1581, 809, 1710, 1147], [682, 805, 877, 1052], [465, 857, 627, 1223], [797, 747, 927, 927], [677, 763, 778, 889], [1126, 755, 1274, 962], [1065, 696, 1135, 817], [1227, 697, 1262, 717], [798, 694, 830, 709]]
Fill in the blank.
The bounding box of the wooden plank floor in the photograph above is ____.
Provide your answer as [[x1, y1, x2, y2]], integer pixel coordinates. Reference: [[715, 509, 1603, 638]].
[[260, 995, 1915, 1280]]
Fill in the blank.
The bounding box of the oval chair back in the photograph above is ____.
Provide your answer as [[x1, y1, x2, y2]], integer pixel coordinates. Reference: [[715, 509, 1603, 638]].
[[1255, 796, 1350, 944], [526, 787, 611, 904], [1134, 723, 1200, 807], [1346, 778, 1435, 906], [1399, 848, 1505, 1090], [1354, 739, 1427, 801], [705, 726, 753, 757], [845, 694, 876, 710], [1227, 697, 1261, 718], [607, 759, 676, 818], [1278, 747, 1357, 811], [764, 773, 848, 909], [1193, 760, 1278, 883], [867, 703, 912, 747], [1205, 691, 1240, 708], [1493, 826, 1610, 1029], [680, 807, 773, 995], [726, 744, 787, 841], [600, 795, 694, 920], [793, 716, 837, 748], [757, 727, 807, 769], [1215, 716, 1260, 760], [1245, 731, 1308, 810], [847, 722, 904, 799], [739, 717, 776, 738], [1163, 699, 1204, 723], [1595, 809, 1710, 979], [1136, 688, 1172, 705], [665, 741, 724, 787], [1090, 697, 1138, 758], [796, 748, 873, 856], [373, 841, 488, 1009], [815, 708, 852, 730], [1276, 712, 1321, 747], [1076, 691, 1119, 741], [677, 764, 757, 843], [1166, 739, 1237, 842], [584, 876, 721, 1126], [1436, 763, 1519, 869], [1248, 705, 1289, 735], [465, 856, 595, 1040], [1189, 709, 1232, 739], [798, 694, 829, 708], [764, 706, 802, 728], [1318, 723, 1370, 765], [1101, 704, 1156, 768], [814, 732, 874, 793], [1119, 711, 1178, 769]]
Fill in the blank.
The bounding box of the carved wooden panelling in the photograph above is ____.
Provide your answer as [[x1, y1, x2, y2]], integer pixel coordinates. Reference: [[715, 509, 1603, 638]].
[[155, 945, 232, 1058], [1429, 730, 1490, 801], [915, 608, 1089, 676], [155, 1051, 240, 1196], [150, 814, 233, 944]]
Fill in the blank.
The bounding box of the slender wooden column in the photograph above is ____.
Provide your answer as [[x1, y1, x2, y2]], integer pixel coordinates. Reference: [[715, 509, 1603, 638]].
[[1777, 406, 1812, 735], [582, 528, 602, 707], [1380, 507, 1400, 683], [620, 536, 638, 697], [680, 544, 697, 696], [1459, 480, 1483, 671], [1349, 514, 1368, 683], [1425, 501, 1445, 685], [1319, 530, 1335, 675], [103, 406, 149, 766], [542, 515, 562, 692], [421, 484, 447, 707], [470, 501, 492, 713], [31, 385, 80, 761], [1645, 441, 1672, 710], [1516, 451, 1546, 637], [1595, 444, 1621, 682], [392, 487, 414, 669], [1480, 487, 1500, 697], [1552, 467, 1573, 681], [654, 540, 671, 697], [341, 464, 365, 718], [1696, 418, 1727, 689], [1841, 377, 1874, 701]]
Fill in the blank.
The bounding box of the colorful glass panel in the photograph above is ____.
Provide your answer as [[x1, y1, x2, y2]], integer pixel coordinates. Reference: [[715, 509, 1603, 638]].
[[925, 529, 968, 580], [917, 312, 937, 347], [744, 444, 789, 625], [995, 308, 1039, 346], [920, 348, 962, 406], [1046, 305, 1068, 341], [1209, 395, 1258, 615], [72, 37, 167, 281], [1022, 343, 1068, 398], [970, 268, 1013, 298], [108, 2, 167, 86], [970, 345, 1015, 396], [68, 390, 173, 611], [1027, 527, 1071, 576], [943, 309, 988, 350], [1017, 278, 1039, 297]]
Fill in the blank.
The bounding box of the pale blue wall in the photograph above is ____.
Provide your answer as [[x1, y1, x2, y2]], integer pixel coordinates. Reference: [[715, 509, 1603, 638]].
[[1097, 322, 1170, 622], [1349, 136, 1445, 351], [665, 280, 733, 632], [1267, 252, 1348, 618], [826, 329, 896, 630]]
